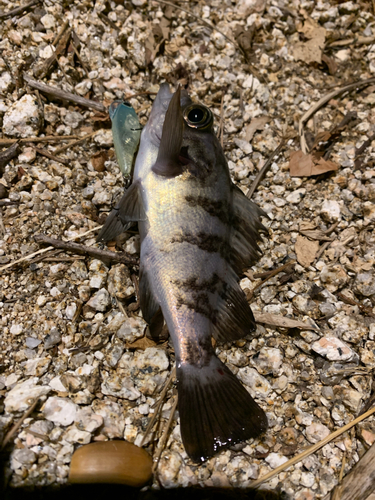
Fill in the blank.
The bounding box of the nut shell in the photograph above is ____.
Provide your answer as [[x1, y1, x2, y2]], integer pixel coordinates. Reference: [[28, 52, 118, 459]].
[[69, 441, 153, 486]]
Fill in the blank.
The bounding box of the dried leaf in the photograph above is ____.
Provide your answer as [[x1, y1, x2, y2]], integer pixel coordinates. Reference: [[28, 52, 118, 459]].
[[245, 116, 269, 142], [254, 312, 318, 330], [234, 24, 256, 59], [289, 150, 338, 177], [295, 234, 320, 267], [300, 229, 332, 242], [299, 221, 316, 231], [91, 151, 108, 172], [125, 336, 167, 350], [145, 18, 170, 66], [292, 18, 326, 64]]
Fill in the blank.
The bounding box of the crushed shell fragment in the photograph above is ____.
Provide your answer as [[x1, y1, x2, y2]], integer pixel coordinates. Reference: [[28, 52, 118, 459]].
[[68, 440, 153, 486]]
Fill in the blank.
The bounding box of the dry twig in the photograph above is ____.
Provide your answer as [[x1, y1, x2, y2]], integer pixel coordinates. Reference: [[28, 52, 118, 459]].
[[0, 225, 102, 273], [140, 366, 176, 447], [34, 234, 139, 266], [0, 0, 40, 19], [23, 74, 107, 113], [299, 77, 375, 154], [0, 135, 78, 147], [1, 398, 40, 449], [33, 147, 69, 166], [53, 131, 98, 155], [250, 405, 375, 489], [246, 139, 287, 199], [322, 441, 375, 500]]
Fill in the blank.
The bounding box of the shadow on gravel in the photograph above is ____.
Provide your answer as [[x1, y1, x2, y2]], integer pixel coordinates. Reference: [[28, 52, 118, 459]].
[[2, 483, 288, 500]]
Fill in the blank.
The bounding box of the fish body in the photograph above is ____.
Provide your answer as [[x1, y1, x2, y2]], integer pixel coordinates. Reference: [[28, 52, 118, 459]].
[[110, 100, 141, 184], [99, 84, 268, 462]]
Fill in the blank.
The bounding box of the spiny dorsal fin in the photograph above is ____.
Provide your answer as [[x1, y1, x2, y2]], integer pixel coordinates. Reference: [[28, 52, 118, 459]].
[[230, 184, 268, 274], [152, 86, 184, 178]]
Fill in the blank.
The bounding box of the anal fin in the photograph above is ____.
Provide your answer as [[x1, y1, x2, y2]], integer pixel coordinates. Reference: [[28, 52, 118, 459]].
[[213, 280, 256, 342], [177, 355, 267, 463], [139, 266, 159, 324]]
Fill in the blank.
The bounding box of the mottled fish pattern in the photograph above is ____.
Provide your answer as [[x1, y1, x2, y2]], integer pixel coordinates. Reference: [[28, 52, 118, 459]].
[[98, 84, 268, 462]]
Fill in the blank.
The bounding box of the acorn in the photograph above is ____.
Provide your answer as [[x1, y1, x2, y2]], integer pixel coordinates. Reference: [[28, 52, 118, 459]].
[[69, 441, 153, 486]]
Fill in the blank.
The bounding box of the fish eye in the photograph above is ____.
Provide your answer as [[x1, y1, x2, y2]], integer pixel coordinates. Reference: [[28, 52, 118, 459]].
[[183, 104, 212, 129]]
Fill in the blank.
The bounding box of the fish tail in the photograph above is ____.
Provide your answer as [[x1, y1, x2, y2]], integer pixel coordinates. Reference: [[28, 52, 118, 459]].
[[177, 356, 267, 463]]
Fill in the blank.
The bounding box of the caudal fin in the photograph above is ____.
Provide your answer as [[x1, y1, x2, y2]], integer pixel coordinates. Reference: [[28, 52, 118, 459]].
[[177, 356, 267, 463]]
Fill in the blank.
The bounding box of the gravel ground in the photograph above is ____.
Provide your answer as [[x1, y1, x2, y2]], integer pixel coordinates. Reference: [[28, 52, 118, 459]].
[[1, 0, 375, 498]]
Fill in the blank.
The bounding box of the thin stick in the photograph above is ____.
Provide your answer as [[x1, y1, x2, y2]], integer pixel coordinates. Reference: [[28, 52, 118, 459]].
[[53, 20, 70, 46], [219, 91, 225, 148], [53, 131, 98, 154], [339, 452, 346, 484], [299, 77, 375, 154], [0, 135, 78, 147], [152, 391, 179, 474], [33, 147, 69, 165], [249, 260, 296, 293], [123, 91, 158, 100], [246, 139, 286, 199], [249, 404, 375, 489], [34, 234, 139, 266], [152, 0, 240, 53], [23, 74, 107, 113], [1, 398, 39, 449], [0, 0, 40, 19], [0, 225, 102, 273], [141, 366, 176, 447], [97, 11, 119, 31], [70, 41, 90, 76]]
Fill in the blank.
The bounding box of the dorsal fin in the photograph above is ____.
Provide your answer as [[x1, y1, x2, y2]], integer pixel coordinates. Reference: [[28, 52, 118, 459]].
[[229, 184, 268, 274], [152, 86, 184, 178]]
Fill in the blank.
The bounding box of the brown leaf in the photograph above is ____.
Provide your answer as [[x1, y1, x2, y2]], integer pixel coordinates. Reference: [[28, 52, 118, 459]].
[[289, 150, 338, 177], [234, 24, 256, 59], [292, 18, 326, 64], [295, 234, 320, 267], [254, 312, 318, 330], [299, 230, 332, 242], [125, 336, 167, 350], [145, 18, 170, 66], [245, 116, 269, 142], [91, 151, 108, 172]]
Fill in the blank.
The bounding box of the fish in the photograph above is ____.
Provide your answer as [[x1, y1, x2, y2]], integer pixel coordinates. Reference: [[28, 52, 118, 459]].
[[98, 83, 268, 462], [96, 101, 141, 242], [109, 100, 141, 184]]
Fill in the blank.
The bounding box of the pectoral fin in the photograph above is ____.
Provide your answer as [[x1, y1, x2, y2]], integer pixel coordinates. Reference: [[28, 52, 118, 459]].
[[96, 180, 146, 242]]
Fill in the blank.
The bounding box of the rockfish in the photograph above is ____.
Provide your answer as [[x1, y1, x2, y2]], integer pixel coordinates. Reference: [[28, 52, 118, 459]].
[[98, 84, 268, 462]]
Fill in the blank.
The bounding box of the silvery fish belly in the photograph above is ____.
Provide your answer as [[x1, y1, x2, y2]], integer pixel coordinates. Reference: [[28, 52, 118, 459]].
[[110, 101, 141, 183], [98, 84, 268, 462]]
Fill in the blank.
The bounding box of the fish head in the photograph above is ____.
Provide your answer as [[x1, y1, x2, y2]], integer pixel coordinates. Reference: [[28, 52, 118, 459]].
[[150, 85, 227, 181]]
